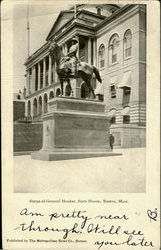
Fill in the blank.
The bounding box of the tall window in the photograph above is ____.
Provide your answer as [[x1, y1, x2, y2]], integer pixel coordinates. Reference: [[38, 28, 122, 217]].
[[40, 62, 43, 89], [35, 65, 38, 91], [110, 84, 116, 98], [108, 34, 119, 64], [45, 57, 49, 86], [123, 115, 130, 124], [111, 116, 116, 124], [124, 29, 132, 58], [98, 44, 105, 69]]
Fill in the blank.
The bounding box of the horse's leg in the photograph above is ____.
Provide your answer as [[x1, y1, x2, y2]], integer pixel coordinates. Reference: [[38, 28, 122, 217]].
[[90, 81, 96, 99], [60, 78, 64, 96], [89, 86, 96, 99], [85, 80, 92, 99], [85, 79, 96, 99], [78, 71, 96, 99], [91, 88, 96, 99], [67, 78, 73, 96], [88, 76, 96, 99]]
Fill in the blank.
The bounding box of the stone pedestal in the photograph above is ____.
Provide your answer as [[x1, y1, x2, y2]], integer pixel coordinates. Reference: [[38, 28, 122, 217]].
[[110, 124, 146, 148], [31, 97, 118, 161]]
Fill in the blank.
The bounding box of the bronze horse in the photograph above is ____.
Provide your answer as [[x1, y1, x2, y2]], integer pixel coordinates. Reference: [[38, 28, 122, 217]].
[[49, 42, 102, 98]]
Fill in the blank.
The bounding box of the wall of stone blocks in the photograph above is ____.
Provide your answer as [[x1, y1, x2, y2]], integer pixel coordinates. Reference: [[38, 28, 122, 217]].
[[14, 123, 43, 152], [110, 124, 146, 148], [139, 63, 146, 103], [13, 101, 25, 121]]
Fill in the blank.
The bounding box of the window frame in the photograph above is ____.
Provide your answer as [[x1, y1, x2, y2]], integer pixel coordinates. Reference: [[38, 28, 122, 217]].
[[98, 44, 105, 69], [124, 29, 132, 59], [123, 115, 130, 124], [110, 84, 117, 98], [123, 87, 131, 96], [108, 33, 120, 65], [112, 39, 118, 63], [110, 116, 116, 124]]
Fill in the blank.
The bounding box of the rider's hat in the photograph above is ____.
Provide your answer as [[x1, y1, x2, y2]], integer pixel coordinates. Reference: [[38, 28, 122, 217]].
[[71, 37, 78, 43]]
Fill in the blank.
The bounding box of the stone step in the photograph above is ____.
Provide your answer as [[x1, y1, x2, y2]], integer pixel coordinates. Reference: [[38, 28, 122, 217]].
[[31, 150, 122, 161]]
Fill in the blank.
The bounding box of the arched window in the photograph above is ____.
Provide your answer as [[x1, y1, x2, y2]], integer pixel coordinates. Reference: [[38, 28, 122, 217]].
[[33, 98, 37, 117], [49, 91, 54, 99], [108, 34, 119, 64], [81, 82, 89, 98], [65, 84, 72, 96], [27, 100, 31, 117], [98, 44, 105, 69], [56, 88, 61, 97], [38, 96, 42, 115], [43, 94, 48, 113], [124, 29, 132, 58]]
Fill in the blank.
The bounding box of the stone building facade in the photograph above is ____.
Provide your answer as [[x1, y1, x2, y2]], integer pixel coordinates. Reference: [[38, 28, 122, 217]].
[[24, 4, 146, 147], [13, 92, 25, 121]]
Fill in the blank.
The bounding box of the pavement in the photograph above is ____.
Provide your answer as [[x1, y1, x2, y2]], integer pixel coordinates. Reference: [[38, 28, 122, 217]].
[[14, 147, 145, 193]]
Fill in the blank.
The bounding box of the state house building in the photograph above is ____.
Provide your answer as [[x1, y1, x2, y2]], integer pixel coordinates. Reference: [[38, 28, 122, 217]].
[[24, 4, 146, 148]]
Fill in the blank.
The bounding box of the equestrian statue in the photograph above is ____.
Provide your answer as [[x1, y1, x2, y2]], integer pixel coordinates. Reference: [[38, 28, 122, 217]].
[[49, 37, 102, 99]]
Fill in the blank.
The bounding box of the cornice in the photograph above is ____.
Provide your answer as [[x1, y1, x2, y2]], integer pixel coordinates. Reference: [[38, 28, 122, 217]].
[[96, 5, 142, 38], [54, 21, 95, 42], [26, 49, 50, 69], [56, 25, 95, 46], [95, 5, 137, 30], [25, 43, 50, 67]]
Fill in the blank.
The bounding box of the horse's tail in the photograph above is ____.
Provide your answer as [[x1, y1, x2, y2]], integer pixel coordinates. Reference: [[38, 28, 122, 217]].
[[93, 66, 102, 83]]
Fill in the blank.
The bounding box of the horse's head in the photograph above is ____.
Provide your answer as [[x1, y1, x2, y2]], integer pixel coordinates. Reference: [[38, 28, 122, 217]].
[[49, 42, 58, 53], [49, 42, 60, 64]]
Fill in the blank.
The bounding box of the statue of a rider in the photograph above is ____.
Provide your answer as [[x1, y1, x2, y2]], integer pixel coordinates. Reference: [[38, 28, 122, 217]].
[[66, 37, 79, 76]]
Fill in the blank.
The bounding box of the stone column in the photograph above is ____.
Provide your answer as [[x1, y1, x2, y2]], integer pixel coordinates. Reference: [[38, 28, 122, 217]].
[[64, 43, 68, 56], [48, 55, 52, 85], [52, 60, 55, 84], [62, 44, 65, 55], [43, 58, 46, 87], [88, 38, 92, 64], [25, 100, 28, 117], [55, 61, 58, 82], [38, 62, 41, 90], [70, 78, 81, 98], [31, 66, 36, 93], [75, 35, 79, 59], [30, 99, 34, 119], [75, 87, 81, 98], [93, 38, 97, 66]]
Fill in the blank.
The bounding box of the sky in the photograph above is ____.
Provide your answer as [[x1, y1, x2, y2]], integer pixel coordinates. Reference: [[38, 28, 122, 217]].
[[2, 1, 75, 93]]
